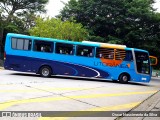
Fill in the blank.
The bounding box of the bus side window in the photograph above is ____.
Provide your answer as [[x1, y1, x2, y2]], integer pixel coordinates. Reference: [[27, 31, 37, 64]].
[[81, 51, 84, 56], [124, 50, 133, 61], [34, 40, 53, 53], [76, 45, 94, 57], [96, 48, 102, 58], [89, 52, 93, 57], [60, 49, 63, 54], [55, 43, 74, 55], [99, 53, 103, 58], [96, 47, 114, 59], [115, 49, 126, 60], [11, 37, 31, 51], [70, 50, 73, 55]]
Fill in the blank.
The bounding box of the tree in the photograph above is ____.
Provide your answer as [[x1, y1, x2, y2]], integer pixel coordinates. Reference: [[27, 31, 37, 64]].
[[2, 12, 37, 45], [29, 17, 89, 41], [0, 0, 48, 58], [58, 0, 160, 68], [58, 0, 160, 47]]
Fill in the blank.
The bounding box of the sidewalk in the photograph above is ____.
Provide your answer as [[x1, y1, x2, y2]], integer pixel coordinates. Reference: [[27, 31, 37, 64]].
[[0, 66, 4, 69], [117, 90, 160, 120]]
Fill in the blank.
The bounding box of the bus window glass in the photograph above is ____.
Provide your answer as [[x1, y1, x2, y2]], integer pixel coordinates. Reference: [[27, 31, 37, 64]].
[[135, 51, 150, 74], [56, 43, 74, 55], [123, 50, 133, 61], [17, 39, 24, 50], [24, 40, 29, 50], [11, 38, 31, 50], [34, 40, 53, 53], [11, 38, 17, 49], [25, 39, 31, 50], [96, 47, 114, 59], [115, 49, 126, 60], [77, 45, 93, 57]]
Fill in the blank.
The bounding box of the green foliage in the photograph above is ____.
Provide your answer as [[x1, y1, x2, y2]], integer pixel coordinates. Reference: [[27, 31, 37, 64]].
[[58, 0, 160, 67], [29, 17, 89, 41], [0, 0, 48, 58], [0, 0, 48, 42], [107, 35, 123, 44], [58, 0, 160, 46], [0, 0, 48, 14], [88, 36, 105, 42]]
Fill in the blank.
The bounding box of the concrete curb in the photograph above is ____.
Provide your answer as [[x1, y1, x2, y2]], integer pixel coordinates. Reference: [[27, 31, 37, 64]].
[[0, 67, 4, 70], [116, 90, 160, 120]]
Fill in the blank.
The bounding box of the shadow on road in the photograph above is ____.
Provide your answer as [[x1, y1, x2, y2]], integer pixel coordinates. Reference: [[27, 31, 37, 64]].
[[10, 72, 151, 87]]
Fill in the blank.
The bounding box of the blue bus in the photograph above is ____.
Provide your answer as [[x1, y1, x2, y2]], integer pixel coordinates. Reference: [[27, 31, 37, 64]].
[[4, 33, 156, 83]]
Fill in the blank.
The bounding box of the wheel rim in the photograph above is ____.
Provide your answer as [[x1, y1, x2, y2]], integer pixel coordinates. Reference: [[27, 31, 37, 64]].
[[42, 68, 49, 76], [122, 75, 128, 82]]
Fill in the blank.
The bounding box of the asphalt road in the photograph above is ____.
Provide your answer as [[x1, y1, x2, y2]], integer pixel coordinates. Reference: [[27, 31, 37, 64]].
[[0, 70, 160, 120]]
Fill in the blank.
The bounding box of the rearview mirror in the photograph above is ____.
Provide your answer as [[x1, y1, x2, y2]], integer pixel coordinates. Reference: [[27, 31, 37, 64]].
[[149, 56, 158, 66]]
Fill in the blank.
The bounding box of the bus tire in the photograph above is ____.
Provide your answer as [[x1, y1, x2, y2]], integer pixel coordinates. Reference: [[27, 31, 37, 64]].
[[39, 66, 52, 77], [119, 73, 130, 84]]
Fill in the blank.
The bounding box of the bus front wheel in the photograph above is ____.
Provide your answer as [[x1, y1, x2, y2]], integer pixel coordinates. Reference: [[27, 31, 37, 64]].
[[39, 66, 52, 77], [119, 73, 130, 84]]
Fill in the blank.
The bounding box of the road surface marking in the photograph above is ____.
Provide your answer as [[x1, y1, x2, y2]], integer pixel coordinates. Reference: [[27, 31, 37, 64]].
[[38, 102, 141, 120], [0, 87, 157, 93], [0, 91, 157, 110], [0, 84, 16, 86]]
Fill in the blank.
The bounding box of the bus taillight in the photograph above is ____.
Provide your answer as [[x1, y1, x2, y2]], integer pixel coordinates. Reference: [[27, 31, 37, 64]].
[[4, 51, 6, 60]]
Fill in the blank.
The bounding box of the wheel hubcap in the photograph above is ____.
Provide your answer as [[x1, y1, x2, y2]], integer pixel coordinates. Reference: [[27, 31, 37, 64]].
[[122, 76, 128, 81], [42, 68, 49, 76]]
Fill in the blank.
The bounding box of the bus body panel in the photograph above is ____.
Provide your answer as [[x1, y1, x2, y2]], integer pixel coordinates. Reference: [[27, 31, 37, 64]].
[[4, 53, 151, 83], [5, 54, 110, 78], [4, 33, 151, 83]]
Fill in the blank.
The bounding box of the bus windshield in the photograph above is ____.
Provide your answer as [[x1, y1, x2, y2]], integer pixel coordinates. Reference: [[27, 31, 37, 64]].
[[135, 51, 150, 74]]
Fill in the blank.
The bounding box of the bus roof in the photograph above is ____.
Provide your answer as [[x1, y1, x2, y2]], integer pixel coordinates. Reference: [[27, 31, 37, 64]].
[[134, 48, 148, 53], [7, 33, 127, 48], [82, 41, 126, 49], [7, 33, 99, 47], [6, 33, 148, 53]]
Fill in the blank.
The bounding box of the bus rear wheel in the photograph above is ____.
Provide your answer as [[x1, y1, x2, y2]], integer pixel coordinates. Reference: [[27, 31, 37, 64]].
[[39, 66, 52, 77], [119, 73, 130, 84]]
